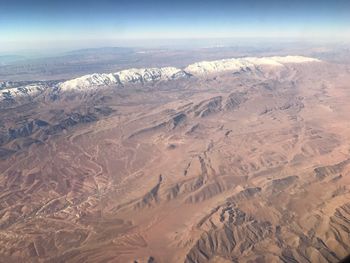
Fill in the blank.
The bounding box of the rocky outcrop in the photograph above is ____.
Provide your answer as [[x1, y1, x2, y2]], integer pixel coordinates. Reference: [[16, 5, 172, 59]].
[[0, 106, 113, 153], [0, 119, 49, 147], [185, 202, 273, 263], [270, 175, 299, 192], [128, 112, 187, 139], [135, 175, 163, 209], [224, 92, 247, 111], [314, 159, 350, 180], [190, 96, 223, 118]]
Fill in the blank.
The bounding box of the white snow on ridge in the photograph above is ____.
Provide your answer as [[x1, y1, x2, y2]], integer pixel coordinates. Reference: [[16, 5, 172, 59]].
[[269, 56, 320, 64], [59, 67, 188, 91], [59, 73, 117, 91], [117, 67, 187, 84], [185, 56, 320, 75], [0, 84, 45, 102]]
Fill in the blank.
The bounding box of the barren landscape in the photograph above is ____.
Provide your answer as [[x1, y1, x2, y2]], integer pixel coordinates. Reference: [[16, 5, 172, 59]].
[[1, 55, 350, 263]]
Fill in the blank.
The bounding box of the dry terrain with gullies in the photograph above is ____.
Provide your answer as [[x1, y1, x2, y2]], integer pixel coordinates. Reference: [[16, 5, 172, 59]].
[[1, 56, 350, 262]]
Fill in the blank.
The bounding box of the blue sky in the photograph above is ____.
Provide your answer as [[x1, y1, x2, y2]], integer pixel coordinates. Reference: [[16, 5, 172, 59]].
[[1, 0, 350, 52]]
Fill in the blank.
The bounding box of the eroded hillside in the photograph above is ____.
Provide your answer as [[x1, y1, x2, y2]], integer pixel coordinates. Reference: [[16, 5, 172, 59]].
[[0, 57, 350, 262]]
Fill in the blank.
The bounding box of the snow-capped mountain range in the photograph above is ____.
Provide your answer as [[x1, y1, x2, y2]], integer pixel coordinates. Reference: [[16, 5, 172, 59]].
[[59, 67, 189, 91], [1, 56, 320, 103]]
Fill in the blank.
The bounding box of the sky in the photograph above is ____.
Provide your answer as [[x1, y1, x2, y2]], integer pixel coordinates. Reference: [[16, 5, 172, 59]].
[[0, 0, 350, 53]]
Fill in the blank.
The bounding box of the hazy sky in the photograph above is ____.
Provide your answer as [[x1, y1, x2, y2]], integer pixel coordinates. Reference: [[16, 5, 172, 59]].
[[1, 0, 350, 52]]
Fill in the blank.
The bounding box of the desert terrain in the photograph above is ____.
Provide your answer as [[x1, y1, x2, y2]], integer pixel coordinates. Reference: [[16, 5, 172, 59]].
[[0, 55, 350, 263]]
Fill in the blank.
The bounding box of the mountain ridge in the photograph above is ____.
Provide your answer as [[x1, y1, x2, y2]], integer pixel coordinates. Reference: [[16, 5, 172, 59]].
[[0, 55, 320, 103]]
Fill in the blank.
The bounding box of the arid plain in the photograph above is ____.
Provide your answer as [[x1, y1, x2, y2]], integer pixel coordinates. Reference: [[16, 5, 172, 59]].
[[1, 57, 350, 263]]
